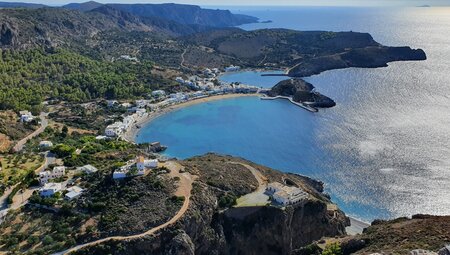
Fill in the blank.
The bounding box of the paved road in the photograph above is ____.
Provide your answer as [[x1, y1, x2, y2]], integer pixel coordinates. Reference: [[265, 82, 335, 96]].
[[12, 112, 48, 152], [52, 161, 194, 255]]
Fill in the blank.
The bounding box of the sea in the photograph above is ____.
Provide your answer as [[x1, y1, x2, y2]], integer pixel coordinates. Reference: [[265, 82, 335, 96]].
[[136, 6, 450, 222]]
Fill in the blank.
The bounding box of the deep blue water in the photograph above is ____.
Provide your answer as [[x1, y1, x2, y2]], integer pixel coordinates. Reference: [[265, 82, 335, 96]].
[[137, 7, 450, 221]]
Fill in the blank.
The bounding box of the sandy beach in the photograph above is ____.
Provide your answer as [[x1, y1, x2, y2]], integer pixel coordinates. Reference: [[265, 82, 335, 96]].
[[122, 93, 260, 142]]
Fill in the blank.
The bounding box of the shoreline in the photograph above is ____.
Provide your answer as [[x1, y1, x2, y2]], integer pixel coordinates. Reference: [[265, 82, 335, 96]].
[[121, 93, 260, 143]]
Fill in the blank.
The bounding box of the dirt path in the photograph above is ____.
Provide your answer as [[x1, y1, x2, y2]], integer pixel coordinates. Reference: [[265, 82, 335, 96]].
[[231, 162, 267, 189], [52, 161, 194, 255], [231, 162, 270, 207], [181, 48, 188, 68], [12, 112, 48, 152]]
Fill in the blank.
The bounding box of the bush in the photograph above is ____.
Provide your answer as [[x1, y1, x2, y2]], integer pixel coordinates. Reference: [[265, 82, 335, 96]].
[[218, 192, 237, 208], [322, 242, 342, 255], [42, 235, 54, 246]]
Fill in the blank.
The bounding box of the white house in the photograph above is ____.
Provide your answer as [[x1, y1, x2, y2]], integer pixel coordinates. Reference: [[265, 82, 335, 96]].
[[40, 182, 63, 197], [19, 110, 34, 123], [144, 159, 158, 168], [105, 122, 124, 137], [39, 141, 53, 148], [65, 186, 83, 200], [224, 65, 241, 72], [114, 157, 151, 179], [53, 166, 65, 176], [39, 166, 66, 185], [77, 164, 98, 174], [175, 77, 185, 83], [266, 182, 308, 206], [136, 156, 158, 171]]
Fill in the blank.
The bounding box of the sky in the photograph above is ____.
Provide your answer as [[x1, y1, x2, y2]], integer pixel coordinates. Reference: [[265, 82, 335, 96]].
[[5, 0, 450, 6]]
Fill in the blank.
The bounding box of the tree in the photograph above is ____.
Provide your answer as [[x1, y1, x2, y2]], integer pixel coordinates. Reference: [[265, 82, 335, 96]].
[[50, 144, 75, 158], [42, 235, 54, 246]]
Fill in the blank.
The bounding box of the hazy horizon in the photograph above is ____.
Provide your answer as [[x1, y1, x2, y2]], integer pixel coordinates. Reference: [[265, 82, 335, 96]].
[[1, 0, 450, 7]]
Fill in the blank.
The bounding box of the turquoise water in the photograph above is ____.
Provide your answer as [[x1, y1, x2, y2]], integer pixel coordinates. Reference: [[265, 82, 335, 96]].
[[137, 7, 450, 221]]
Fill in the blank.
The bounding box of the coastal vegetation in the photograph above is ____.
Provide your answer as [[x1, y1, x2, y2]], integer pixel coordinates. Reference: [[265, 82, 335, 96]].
[[0, 48, 175, 111]]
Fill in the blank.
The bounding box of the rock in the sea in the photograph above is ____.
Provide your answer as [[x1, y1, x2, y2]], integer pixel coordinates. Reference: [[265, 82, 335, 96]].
[[268, 79, 336, 108]]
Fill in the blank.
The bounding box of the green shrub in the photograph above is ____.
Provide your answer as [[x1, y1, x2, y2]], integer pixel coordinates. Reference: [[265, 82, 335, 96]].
[[322, 242, 342, 255], [218, 192, 237, 208], [42, 235, 54, 246]]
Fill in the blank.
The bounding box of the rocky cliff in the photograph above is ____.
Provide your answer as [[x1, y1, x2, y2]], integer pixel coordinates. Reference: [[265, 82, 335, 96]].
[[71, 154, 349, 255]]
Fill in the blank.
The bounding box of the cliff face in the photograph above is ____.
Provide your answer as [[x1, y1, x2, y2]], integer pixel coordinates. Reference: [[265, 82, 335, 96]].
[[175, 154, 349, 255], [0, 23, 18, 47], [217, 202, 348, 255], [72, 154, 349, 255]]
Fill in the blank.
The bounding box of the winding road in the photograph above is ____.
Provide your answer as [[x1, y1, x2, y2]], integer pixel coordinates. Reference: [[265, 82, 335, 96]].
[[12, 112, 48, 152], [52, 161, 194, 255]]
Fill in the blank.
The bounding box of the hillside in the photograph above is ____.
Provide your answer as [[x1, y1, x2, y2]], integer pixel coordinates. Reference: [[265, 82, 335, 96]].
[[324, 215, 450, 255], [0, 1, 45, 8], [183, 29, 427, 75], [63, 1, 103, 12], [107, 3, 258, 27], [22, 153, 347, 255]]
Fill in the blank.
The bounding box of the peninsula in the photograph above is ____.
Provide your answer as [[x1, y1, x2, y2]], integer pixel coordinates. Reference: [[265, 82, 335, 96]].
[[0, 2, 442, 255]]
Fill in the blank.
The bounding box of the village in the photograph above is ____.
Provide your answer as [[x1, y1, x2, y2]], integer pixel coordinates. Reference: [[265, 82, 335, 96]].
[[102, 65, 263, 139]]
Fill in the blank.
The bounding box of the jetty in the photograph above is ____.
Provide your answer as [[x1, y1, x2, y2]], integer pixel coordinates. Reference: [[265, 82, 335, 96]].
[[260, 96, 318, 112], [260, 73, 288, 77]]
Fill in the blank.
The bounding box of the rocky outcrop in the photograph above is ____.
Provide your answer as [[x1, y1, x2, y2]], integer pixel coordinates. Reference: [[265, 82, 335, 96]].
[[72, 154, 349, 255], [268, 79, 336, 108], [338, 214, 450, 255], [217, 202, 348, 254], [177, 154, 349, 255], [0, 23, 18, 47], [288, 46, 427, 77]]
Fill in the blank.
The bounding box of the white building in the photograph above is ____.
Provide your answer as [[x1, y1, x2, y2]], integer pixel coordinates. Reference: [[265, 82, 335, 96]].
[[39, 141, 53, 148], [39, 166, 66, 185], [77, 164, 98, 174], [266, 182, 308, 206], [105, 122, 125, 137], [40, 182, 63, 197], [144, 159, 158, 168], [224, 65, 241, 72], [136, 156, 158, 171], [119, 55, 138, 62], [175, 77, 185, 83], [19, 110, 34, 123], [65, 186, 83, 200], [114, 157, 155, 179]]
